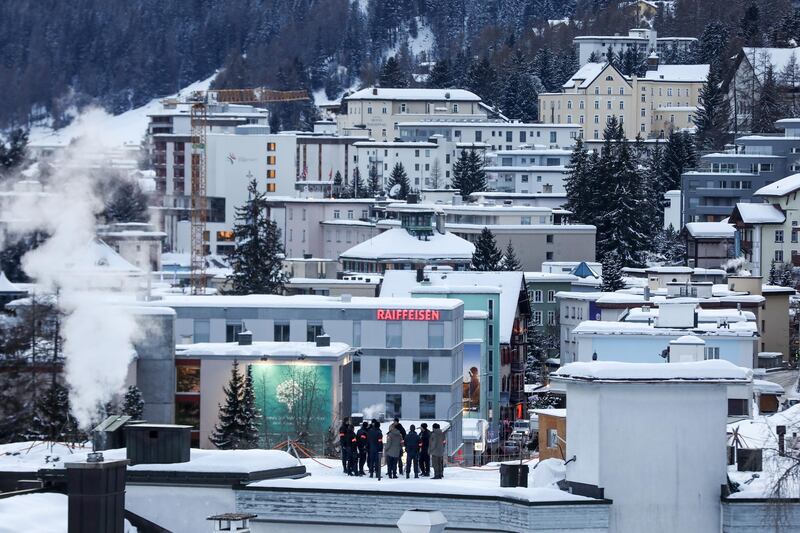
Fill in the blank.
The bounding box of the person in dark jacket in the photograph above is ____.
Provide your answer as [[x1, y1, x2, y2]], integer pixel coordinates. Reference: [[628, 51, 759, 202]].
[[338, 419, 351, 474], [366, 419, 383, 479], [392, 417, 406, 473], [429, 423, 447, 479], [404, 424, 421, 478], [418, 422, 431, 476], [356, 421, 369, 476], [384, 423, 402, 478], [344, 424, 358, 475]]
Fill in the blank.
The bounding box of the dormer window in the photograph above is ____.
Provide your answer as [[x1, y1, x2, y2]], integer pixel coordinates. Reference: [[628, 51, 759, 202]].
[[605, 75, 613, 81]]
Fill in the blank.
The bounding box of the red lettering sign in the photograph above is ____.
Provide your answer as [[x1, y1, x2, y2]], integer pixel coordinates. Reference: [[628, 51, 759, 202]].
[[376, 309, 442, 321]]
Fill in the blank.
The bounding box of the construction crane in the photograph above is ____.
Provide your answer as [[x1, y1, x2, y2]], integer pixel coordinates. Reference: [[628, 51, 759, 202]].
[[186, 88, 309, 294]]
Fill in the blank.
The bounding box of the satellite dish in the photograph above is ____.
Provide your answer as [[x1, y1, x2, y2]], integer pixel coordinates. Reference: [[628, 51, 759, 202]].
[[388, 183, 402, 198]]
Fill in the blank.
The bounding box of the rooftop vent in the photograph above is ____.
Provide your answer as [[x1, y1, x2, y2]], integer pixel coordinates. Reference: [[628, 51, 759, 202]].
[[125, 424, 191, 466], [238, 330, 253, 345], [316, 334, 331, 347]]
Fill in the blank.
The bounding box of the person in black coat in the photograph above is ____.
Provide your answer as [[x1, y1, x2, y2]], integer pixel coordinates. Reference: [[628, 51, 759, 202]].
[[366, 419, 383, 480], [344, 424, 358, 475], [418, 422, 431, 477], [392, 417, 407, 473], [338, 419, 351, 474], [404, 424, 421, 478], [356, 421, 369, 476]]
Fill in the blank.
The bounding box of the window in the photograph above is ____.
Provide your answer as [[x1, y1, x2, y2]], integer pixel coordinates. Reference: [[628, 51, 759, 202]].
[[274, 322, 290, 341], [546, 251, 554, 260], [619, 101, 624, 110], [306, 322, 324, 342], [579, 115, 585, 124], [547, 311, 556, 326], [728, 399, 749, 417], [353, 321, 361, 346], [550, 131, 557, 143], [532, 311, 542, 325], [400, 103, 407, 113], [667, 88, 673, 96], [367, 106, 372, 114], [352, 360, 361, 383], [225, 323, 243, 343], [267, 142, 276, 151], [334, 209, 340, 219], [607, 101, 612, 110], [419, 394, 436, 418], [594, 87, 599, 95], [382, 106, 387, 114], [547, 290, 555, 303], [533, 290, 543, 303], [428, 322, 445, 348], [488, 324, 494, 345], [380, 359, 397, 383], [347, 209, 354, 219], [776, 230, 784, 243], [521, 175, 529, 183], [776, 250, 785, 262], [175, 399, 200, 429], [704, 347, 720, 360], [546, 234, 554, 243], [619, 87, 624, 95], [266, 155, 276, 164], [386, 393, 402, 418], [453, 103, 459, 113], [193, 320, 210, 343], [607, 87, 612, 95], [413, 360, 429, 383], [594, 115, 599, 124], [176, 363, 201, 393], [386, 322, 402, 348], [547, 428, 559, 448]]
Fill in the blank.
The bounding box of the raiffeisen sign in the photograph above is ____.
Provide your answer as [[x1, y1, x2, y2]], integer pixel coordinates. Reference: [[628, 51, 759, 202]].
[[376, 309, 441, 321]]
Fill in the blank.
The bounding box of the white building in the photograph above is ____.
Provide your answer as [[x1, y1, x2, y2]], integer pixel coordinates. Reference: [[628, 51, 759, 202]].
[[398, 121, 581, 150], [485, 148, 573, 194], [663, 189, 681, 229], [573, 28, 696, 66]]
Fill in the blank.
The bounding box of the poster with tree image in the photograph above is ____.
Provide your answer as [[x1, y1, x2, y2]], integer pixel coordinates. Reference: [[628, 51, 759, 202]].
[[249, 364, 333, 453]]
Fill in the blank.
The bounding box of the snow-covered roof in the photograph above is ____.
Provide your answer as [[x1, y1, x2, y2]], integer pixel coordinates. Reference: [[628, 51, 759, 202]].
[[150, 293, 463, 311], [643, 64, 709, 82], [563, 63, 607, 89], [552, 360, 752, 383], [345, 87, 481, 102], [733, 203, 785, 223], [62, 239, 142, 275], [572, 319, 758, 337], [684, 221, 735, 239], [178, 341, 350, 359], [523, 271, 578, 282], [754, 173, 800, 197], [380, 270, 526, 343], [670, 335, 705, 345], [340, 228, 475, 261], [0, 271, 23, 293], [753, 379, 784, 395]]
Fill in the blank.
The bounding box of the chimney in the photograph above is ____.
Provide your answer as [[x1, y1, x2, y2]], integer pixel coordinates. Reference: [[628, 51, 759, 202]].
[[372, 87, 378, 95], [238, 330, 253, 345], [66, 457, 128, 533], [435, 212, 446, 234], [416, 268, 424, 282], [125, 424, 191, 466], [643, 286, 651, 301], [778, 425, 787, 456], [647, 52, 659, 71], [316, 334, 331, 347]]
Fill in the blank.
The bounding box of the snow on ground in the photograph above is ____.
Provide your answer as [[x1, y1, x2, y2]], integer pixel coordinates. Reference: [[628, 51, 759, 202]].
[[385, 17, 435, 59], [0, 493, 137, 533], [248, 457, 587, 503], [0, 441, 89, 472], [28, 74, 216, 150]]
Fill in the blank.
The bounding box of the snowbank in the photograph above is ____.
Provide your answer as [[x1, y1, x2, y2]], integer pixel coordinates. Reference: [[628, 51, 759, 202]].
[[0, 493, 137, 533]]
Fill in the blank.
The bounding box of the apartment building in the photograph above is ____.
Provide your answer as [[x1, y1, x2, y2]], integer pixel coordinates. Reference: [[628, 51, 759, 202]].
[[337, 87, 489, 141], [573, 28, 696, 66], [485, 148, 572, 194], [681, 118, 800, 224], [538, 58, 708, 140], [398, 121, 580, 150]]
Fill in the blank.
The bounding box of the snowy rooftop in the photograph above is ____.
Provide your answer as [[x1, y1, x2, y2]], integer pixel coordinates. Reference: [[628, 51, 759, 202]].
[[339, 227, 474, 261], [733, 203, 785, 224], [563, 62, 607, 89], [624, 307, 756, 323], [753, 172, 800, 197], [61, 239, 142, 276], [380, 270, 525, 343], [345, 87, 481, 102], [177, 341, 350, 359], [0, 271, 24, 293], [523, 271, 578, 282], [149, 293, 463, 311], [552, 360, 753, 383], [684, 221, 735, 239], [572, 319, 758, 337], [400, 121, 576, 128], [643, 64, 709, 82]]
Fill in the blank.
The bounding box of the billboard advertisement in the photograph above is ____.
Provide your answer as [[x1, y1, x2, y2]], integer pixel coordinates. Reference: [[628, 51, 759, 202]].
[[463, 342, 482, 415], [249, 363, 333, 452]]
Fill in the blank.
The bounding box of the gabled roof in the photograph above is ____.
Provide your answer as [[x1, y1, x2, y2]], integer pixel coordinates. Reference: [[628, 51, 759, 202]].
[[339, 228, 475, 261], [563, 62, 630, 89], [754, 173, 800, 197], [731, 203, 786, 224], [0, 271, 23, 293], [572, 261, 600, 278]]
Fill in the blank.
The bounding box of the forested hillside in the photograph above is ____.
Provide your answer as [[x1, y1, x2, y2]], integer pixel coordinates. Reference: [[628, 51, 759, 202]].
[[1, 0, 798, 130]]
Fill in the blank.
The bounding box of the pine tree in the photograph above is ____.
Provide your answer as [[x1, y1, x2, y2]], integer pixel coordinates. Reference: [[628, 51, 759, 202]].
[[694, 66, 731, 150], [769, 262, 779, 285], [349, 168, 367, 198], [500, 240, 521, 271], [209, 360, 259, 449], [387, 162, 410, 199], [32, 378, 78, 442], [105, 179, 150, 223], [466, 56, 498, 105], [122, 385, 144, 419], [428, 59, 452, 88], [753, 65, 785, 133], [781, 264, 794, 288], [500, 51, 544, 122], [601, 251, 625, 292], [368, 163, 381, 196], [664, 131, 697, 191], [332, 170, 344, 198], [0, 128, 28, 174], [429, 158, 442, 188], [564, 138, 593, 223], [379, 56, 408, 87], [227, 179, 287, 295], [472, 227, 502, 271], [452, 149, 487, 199]]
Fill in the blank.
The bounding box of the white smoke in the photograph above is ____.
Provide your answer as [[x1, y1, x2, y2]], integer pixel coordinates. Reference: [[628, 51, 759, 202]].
[[2, 109, 143, 427], [361, 403, 386, 421]]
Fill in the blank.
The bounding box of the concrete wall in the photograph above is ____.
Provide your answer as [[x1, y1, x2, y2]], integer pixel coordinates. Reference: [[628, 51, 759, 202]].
[[722, 500, 800, 532], [133, 312, 176, 424]]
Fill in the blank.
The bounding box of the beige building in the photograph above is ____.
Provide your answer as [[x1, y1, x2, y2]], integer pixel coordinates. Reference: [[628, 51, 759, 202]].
[[337, 87, 489, 141], [728, 276, 795, 362], [538, 59, 708, 140]]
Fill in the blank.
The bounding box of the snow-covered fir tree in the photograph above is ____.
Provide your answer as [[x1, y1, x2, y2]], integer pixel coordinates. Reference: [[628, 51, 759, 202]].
[[348, 168, 368, 199], [693, 66, 731, 151], [500, 50, 543, 122], [601, 250, 625, 292], [226, 179, 287, 295], [753, 65, 785, 134], [209, 360, 259, 450], [387, 162, 410, 199], [379, 56, 408, 87], [105, 179, 149, 223], [32, 378, 78, 442], [332, 170, 344, 198], [452, 149, 487, 199], [367, 163, 381, 196], [472, 227, 502, 271], [564, 138, 593, 223], [122, 385, 144, 419], [500, 240, 521, 271]]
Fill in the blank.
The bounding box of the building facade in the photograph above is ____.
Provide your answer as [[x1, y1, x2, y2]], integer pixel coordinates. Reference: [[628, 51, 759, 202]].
[[485, 148, 572, 194], [398, 121, 580, 150]]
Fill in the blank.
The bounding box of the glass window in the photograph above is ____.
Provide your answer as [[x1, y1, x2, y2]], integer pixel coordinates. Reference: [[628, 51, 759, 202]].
[[353, 321, 361, 346], [175, 399, 200, 429], [776, 230, 784, 243], [546, 234, 554, 243], [274, 322, 290, 342], [533, 290, 543, 303], [704, 347, 720, 360], [386, 322, 402, 348], [225, 323, 243, 343], [386, 393, 402, 418], [548, 311, 556, 326], [176, 364, 201, 393], [428, 322, 444, 348], [419, 394, 436, 418], [532, 311, 542, 325], [488, 324, 494, 345], [352, 360, 361, 383], [307, 322, 324, 342], [193, 320, 209, 343], [547, 290, 555, 303], [381, 359, 397, 383], [413, 360, 429, 384], [776, 250, 785, 262], [547, 428, 558, 448]]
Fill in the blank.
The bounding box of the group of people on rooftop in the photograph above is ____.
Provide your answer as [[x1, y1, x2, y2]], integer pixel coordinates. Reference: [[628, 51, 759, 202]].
[[338, 417, 447, 480]]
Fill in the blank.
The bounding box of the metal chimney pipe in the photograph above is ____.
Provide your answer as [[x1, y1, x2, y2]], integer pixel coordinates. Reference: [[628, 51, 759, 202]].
[[66, 458, 128, 533]]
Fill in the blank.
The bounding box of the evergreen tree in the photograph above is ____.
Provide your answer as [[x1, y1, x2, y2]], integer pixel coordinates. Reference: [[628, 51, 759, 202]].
[[467, 56, 498, 105], [651, 225, 687, 265], [769, 262, 779, 284], [368, 163, 381, 196], [32, 378, 78, 442], [753, 65, 785, 133], [122, 385, 144, 419], [781, 264, 794, 287], [209, 360, 259, 449], [564, 138, 593, 223], [332, 170, 344, 198], [500, 240, 521, 271], [451, 149, 486, 199], [693, 66, 731, 150], [664, 131, 697, 191], [227, 179, 287, 295], [379, 56, 408, 87], [500, 51, 544, 122], [0, 128, 28, 174], [387, 162, 410, 199], [697, 21, 731, 66], [429, 158, 442, 188], [428, 59, 453, 88], [472, 227, 502, 271], [105, 179, 150, 223], [349, 168, 368, 198], [601, 251, 625, 292]]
